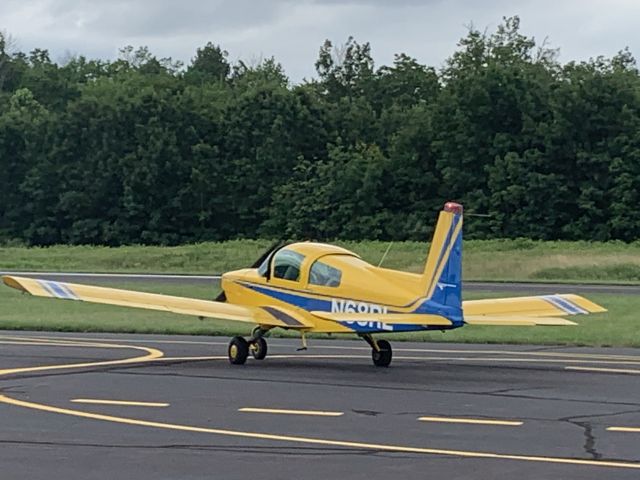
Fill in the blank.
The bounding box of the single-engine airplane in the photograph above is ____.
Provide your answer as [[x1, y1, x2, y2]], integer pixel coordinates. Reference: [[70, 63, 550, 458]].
[[2, 202, 606, 367]]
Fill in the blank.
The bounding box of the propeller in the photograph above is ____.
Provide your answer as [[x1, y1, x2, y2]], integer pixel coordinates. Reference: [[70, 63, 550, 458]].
[[214, 240, 286, 302]]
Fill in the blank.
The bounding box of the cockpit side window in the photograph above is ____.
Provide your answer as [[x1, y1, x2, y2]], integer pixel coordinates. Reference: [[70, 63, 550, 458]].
[[272, 249, 305, 282], [309, 260, 342, 287]]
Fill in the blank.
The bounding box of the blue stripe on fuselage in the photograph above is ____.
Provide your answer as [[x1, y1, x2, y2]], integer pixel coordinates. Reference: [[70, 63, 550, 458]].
[[240, 282, 333, 311], [236, 281, 464, 333]]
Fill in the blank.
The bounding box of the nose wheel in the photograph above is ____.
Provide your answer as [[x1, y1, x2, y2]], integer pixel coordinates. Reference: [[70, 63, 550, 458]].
[[360, 334, 392, 367], [371, 339, 392, 367]]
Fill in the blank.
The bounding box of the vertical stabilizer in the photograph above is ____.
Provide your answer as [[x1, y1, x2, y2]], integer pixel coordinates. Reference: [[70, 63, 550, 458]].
[[419, 202, 463, 310]]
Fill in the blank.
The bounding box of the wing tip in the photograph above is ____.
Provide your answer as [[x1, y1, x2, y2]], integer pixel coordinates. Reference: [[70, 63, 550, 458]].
[[560, 294, 607, 314], [2, 275, 27, 292]]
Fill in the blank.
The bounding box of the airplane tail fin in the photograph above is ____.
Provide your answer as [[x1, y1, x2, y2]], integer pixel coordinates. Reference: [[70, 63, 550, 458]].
[[419, 202, 463, 310]]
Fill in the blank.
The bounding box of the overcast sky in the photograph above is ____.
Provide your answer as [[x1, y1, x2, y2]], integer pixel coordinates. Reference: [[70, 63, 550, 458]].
[[1, 0, 639, 82]]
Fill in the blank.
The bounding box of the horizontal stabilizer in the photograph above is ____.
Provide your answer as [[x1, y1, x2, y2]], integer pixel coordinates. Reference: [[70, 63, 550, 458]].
[[311, 311, 452, 326], [463, 294, 606, 317], [465, 315, 578, 326], [2, 276, 312, 329]]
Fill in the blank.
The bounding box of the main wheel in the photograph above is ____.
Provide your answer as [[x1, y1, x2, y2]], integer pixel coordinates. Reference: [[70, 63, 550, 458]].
[[228, 336, 249, 365], [372, 339, 392, 367], [250, 337, 268, 360]]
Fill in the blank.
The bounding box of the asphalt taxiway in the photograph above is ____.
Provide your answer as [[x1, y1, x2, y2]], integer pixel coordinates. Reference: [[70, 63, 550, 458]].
[[1, 331, 640, 480]]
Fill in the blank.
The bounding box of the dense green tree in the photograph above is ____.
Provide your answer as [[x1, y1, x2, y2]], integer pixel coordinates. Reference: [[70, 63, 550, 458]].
[[264, 143, 389, 239], [0, 88, 51, 240], [1, 18, 640, 246], [185, 42, 230, 84]]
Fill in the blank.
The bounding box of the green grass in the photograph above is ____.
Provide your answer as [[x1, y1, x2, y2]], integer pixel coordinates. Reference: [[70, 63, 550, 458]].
[[0, 282, 637, 347], [3, 238, 640, 283], [2, 239, 639, 346]]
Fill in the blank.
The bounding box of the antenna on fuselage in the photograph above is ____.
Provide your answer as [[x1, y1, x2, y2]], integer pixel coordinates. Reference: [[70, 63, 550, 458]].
[[377, 242, 394, 268]]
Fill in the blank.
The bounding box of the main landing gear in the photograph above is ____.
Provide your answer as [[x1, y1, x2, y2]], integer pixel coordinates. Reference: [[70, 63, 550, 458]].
[[227, 330, 392, 367], [360, 334, 393, 367], [228, 328, 269, 365]]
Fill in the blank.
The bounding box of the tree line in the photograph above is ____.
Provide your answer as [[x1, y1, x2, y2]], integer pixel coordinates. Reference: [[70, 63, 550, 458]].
[[1, 16, 639, 246]]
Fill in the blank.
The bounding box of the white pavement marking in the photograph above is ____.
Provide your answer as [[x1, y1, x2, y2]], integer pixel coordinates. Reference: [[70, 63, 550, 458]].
[[565, 366, 640, 375], [418, 416, 523, 426], [72, 399, 169, 407], [239, 407, 344, 417]]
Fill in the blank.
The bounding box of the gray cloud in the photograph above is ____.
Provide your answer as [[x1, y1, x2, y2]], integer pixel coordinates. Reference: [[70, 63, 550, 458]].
[[1, 0, 638, 82]]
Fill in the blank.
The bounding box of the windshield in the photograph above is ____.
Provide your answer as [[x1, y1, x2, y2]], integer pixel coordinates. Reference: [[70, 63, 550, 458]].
[[257, 255, 271, 277]]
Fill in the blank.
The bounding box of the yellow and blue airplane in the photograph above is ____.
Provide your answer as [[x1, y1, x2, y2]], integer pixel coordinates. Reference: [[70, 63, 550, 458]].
[[2, 202, 606, 367]]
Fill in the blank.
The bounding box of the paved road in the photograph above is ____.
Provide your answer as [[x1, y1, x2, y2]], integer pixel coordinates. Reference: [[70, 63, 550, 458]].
[[0, 331, 639, 479], [2, 271, 639, 294]]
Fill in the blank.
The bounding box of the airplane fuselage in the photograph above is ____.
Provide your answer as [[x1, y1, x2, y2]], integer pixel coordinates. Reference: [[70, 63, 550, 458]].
[[220, 242, 463, 334]]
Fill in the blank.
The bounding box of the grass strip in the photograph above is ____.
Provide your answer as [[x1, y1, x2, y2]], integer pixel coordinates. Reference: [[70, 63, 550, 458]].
[[3, 239, 640, 283]]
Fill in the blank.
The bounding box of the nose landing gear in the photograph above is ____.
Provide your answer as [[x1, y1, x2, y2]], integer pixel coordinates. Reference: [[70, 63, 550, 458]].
[[360, 334, 393, 367]]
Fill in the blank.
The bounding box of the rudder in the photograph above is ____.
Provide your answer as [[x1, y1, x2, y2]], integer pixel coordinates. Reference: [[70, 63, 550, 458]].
[[419, 202, 463, 310]]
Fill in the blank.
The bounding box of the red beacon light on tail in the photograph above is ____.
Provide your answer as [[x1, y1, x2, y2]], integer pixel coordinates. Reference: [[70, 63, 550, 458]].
[[444, 202, 463, 215]]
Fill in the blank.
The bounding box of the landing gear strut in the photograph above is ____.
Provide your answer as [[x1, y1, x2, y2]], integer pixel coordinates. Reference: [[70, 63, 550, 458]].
[[227, 327, 270, 365], [360, 334, 393, 367]]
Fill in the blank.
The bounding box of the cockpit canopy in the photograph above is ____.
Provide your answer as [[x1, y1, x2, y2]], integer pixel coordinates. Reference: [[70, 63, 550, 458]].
[[248, 241, 424, 304], [257, 243, 355, 288]]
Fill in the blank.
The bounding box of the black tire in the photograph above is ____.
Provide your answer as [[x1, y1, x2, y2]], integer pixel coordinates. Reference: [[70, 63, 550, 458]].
[[372, 339, 392, 367], [228, 336, 249, 365], [250, 337, 268, 360]]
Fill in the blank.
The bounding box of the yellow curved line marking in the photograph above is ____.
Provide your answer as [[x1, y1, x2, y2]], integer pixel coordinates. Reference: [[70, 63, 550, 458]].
[[72, 399, 169, 407], [418, 416, 523, 426], [0, 394, 638, 470], [0, 340, 163, 377]]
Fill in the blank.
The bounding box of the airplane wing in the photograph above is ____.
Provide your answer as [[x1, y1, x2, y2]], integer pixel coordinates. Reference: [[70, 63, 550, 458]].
[[310, 311, 452, 326], [2, 276, 313, 329], [462, 293, 606, 326]]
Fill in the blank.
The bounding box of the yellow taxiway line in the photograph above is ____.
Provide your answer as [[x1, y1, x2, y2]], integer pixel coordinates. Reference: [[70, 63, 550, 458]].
[[239, 407, 343, 417], [71, 399, 169, 408], [0, 336, 163, 377], [565, 366, 640, 375], [418, 416, 523, 426]]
